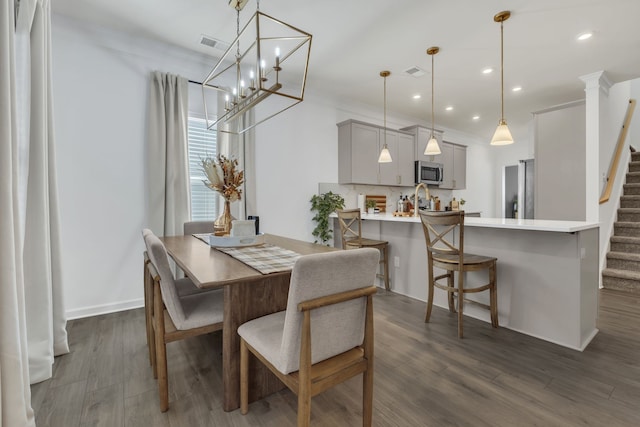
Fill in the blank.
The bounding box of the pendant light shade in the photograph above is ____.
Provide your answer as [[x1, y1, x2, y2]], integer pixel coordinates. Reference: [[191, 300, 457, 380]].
[[424, 46, 441, 155], [378, 146, 392, 163], [491, 10, 514, 146], [378, 70, 393, 163], [491, 120, 514, 145]]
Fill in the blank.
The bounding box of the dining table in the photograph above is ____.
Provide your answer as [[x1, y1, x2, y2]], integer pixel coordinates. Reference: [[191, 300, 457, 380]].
[[159, 233, 337, 412]]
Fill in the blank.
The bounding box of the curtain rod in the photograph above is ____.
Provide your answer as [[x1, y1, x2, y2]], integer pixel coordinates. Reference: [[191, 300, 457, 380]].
[[188, 79, 202, 85]]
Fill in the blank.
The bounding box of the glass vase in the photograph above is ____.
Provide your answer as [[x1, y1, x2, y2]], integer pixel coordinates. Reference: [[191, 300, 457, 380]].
[[214, 200, 234, 236]]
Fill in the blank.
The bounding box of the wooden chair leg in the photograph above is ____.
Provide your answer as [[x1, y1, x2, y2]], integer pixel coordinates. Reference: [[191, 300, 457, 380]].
[[144, 263, 153, 366], [457, 273, 464, 339], [362, 367, 374, 427], [490, 262, 499, 328], [298, 311, 312, 427], [240, 339, 249, 415], [447, 272, 456, 313], [425, 275, 434, 323], [382, 245, 390, 291], [153, 283, 169, 412]]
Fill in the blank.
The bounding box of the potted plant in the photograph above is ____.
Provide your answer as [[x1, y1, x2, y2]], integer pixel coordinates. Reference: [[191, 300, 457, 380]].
[[310, 191, 345, 245], [366, 199, 377, 214]]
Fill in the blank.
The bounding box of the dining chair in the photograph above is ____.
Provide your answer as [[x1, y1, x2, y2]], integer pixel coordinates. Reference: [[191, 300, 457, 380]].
[[418, 210, 498, 338], [238, 248, 379, 427], [183, 220, 215, 235], [141, 229, 212, 371], [336, 209, 390, 291], [143, 230, 224, 412]]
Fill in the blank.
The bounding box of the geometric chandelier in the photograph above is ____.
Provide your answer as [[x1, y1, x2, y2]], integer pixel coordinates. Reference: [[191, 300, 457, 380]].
[[202, 0, 312, 135]]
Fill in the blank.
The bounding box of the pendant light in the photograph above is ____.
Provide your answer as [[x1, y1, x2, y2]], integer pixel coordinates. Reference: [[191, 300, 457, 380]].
[[490, 10, 514, 145], [378, 70, 393, 163], [424, 47, 442, 155]]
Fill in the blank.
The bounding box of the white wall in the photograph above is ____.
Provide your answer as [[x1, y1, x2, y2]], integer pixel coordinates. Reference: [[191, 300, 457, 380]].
[[52, 14, 216, 318]]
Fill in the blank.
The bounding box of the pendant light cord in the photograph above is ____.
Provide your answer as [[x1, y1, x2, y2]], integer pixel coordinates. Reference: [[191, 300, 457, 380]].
[[431, 52, 435, 136], [383, 74, 387, 147], [500, 19, 504, 122]]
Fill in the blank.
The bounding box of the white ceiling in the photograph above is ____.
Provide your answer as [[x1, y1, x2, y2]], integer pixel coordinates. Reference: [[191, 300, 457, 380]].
[[51, 0, 640, 141]]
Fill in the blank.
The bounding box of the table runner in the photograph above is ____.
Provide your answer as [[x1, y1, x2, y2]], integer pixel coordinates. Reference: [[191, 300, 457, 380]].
[[215, 244, 301, 274]]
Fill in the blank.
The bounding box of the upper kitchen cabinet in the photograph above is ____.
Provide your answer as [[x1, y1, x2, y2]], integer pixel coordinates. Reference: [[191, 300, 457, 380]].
[[338, 120, 414, 186], [400, 125, 444, 163], [440, 141, 467, 189]]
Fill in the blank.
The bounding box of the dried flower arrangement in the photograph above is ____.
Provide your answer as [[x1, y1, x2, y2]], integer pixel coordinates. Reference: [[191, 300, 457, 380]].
[[201, 154, 244, 202]]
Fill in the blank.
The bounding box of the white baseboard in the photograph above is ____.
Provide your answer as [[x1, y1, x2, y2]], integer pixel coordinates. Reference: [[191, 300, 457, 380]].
[[66, 298, 144, 320]]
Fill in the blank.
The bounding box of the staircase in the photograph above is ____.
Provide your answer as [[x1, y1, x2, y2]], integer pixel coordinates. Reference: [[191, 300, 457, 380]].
[[603, 151, 640, 293]]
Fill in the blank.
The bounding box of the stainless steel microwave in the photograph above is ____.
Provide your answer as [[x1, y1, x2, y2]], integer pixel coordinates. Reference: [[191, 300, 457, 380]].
[[415, 161, 443, 185]]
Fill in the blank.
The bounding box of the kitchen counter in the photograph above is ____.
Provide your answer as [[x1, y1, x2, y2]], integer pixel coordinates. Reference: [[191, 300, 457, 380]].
[[331, 213, 600, 351], [350, 211, 599, 233]]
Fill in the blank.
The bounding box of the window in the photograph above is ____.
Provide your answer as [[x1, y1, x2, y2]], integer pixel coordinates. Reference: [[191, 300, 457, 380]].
[[187, 117, 218, 221]]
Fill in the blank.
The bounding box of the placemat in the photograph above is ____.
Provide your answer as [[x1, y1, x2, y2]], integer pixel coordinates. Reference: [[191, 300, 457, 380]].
[[215, 244, 301, 274]]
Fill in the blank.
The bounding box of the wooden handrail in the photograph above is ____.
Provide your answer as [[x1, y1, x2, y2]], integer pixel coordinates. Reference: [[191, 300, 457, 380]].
[[600, 99, 636, 204]]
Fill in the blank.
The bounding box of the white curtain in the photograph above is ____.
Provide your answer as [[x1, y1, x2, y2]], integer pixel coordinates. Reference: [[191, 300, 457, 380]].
[[1, 0, 68, 424], [16, 0, 69, 385], [147, 71, 190, 237]]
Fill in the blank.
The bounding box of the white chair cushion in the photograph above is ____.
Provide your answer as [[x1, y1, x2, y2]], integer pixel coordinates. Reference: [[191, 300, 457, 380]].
[[238, 311, 286, 370], [177, 289, 224, 330]]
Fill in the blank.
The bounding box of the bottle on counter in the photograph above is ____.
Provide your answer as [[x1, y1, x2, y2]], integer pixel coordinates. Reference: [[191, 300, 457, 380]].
[[397, 194, 404, 213]]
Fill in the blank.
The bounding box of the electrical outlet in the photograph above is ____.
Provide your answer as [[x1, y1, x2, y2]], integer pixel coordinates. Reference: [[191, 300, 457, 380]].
[[394, 256, 400, 268]]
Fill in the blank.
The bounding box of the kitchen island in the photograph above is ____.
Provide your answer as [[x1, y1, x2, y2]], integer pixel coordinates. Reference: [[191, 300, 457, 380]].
[[332, 212, 600, 351]]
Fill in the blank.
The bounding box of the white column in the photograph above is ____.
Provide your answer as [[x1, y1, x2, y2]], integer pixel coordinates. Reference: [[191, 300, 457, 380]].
[[579, 71, 612, 223]]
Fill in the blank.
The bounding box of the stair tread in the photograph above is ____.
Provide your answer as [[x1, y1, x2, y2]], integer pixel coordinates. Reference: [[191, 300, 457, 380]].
[[611, 236, 640, 243], [627, 172, 640, 176], [607, 251, 640, 261], [620, 195, 640, 199], [618, 208, 640, 212], [614, 221, 640, 228], [602, 268, 640, 280], [623, 183, 640, 187]]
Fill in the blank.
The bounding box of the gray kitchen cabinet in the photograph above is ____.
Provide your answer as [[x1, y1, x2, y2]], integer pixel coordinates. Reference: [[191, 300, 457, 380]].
[[440, 141, 467, 189], [400, 124, 444, 163], [338, 120, 414, 186]]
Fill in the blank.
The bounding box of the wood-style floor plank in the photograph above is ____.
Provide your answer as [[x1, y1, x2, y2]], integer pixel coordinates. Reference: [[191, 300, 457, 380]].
[[32, 289, 640, 426]]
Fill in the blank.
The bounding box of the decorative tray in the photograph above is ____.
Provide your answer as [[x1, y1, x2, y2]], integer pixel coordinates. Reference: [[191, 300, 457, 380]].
[[392, 211, 414, 217], [208, 233, 265, 248]]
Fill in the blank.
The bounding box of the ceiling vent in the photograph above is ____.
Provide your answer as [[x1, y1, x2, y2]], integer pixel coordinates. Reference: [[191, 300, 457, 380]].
[[404, 66, 426, 77], [199, 35, 230, 51]]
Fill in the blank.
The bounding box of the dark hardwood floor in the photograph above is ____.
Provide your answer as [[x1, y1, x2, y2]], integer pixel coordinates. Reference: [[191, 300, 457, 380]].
[[31, 289, 640, 426]]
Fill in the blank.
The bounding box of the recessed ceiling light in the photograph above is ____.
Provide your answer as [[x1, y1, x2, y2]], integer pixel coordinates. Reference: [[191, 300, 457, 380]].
[[445, 106, 453, 111], [482, 68, 493, 74], [472, 115, 480, 120], [512, 86, 522, 92], [413, 94, 421, 99], [577, 32, 593, 41]]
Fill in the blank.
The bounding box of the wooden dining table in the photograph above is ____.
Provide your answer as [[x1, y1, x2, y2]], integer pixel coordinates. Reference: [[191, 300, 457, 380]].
[[159, 233, 337, 412]]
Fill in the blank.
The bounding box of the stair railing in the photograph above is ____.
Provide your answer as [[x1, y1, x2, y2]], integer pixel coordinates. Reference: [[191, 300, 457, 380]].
[[600, 99, 637, 204]]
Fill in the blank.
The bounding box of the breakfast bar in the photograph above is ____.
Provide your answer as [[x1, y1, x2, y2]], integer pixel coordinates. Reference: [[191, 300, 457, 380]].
[[333, 213, 600, 350]]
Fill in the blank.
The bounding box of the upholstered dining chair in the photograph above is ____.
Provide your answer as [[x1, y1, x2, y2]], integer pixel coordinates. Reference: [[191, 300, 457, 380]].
[[238, 248, 379, 427], [336, 209, 390, 291], [418, 211, 498, 338], [183, 220, 215, 235], [143, 230, 224, 412], [141, 230, 211, 371]]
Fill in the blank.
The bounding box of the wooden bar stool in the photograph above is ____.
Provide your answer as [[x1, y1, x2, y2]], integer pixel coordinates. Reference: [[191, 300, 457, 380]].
[[418, 210, 498, 338], [336, 209, 390, 291]]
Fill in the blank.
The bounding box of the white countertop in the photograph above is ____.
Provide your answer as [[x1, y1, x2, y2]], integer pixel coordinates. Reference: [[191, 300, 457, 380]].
[[332, 212, 599, 233]]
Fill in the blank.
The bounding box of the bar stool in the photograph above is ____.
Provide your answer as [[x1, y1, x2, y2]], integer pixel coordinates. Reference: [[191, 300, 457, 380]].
[[336, 209, 390, 291], [418, 210, 498, 338]]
